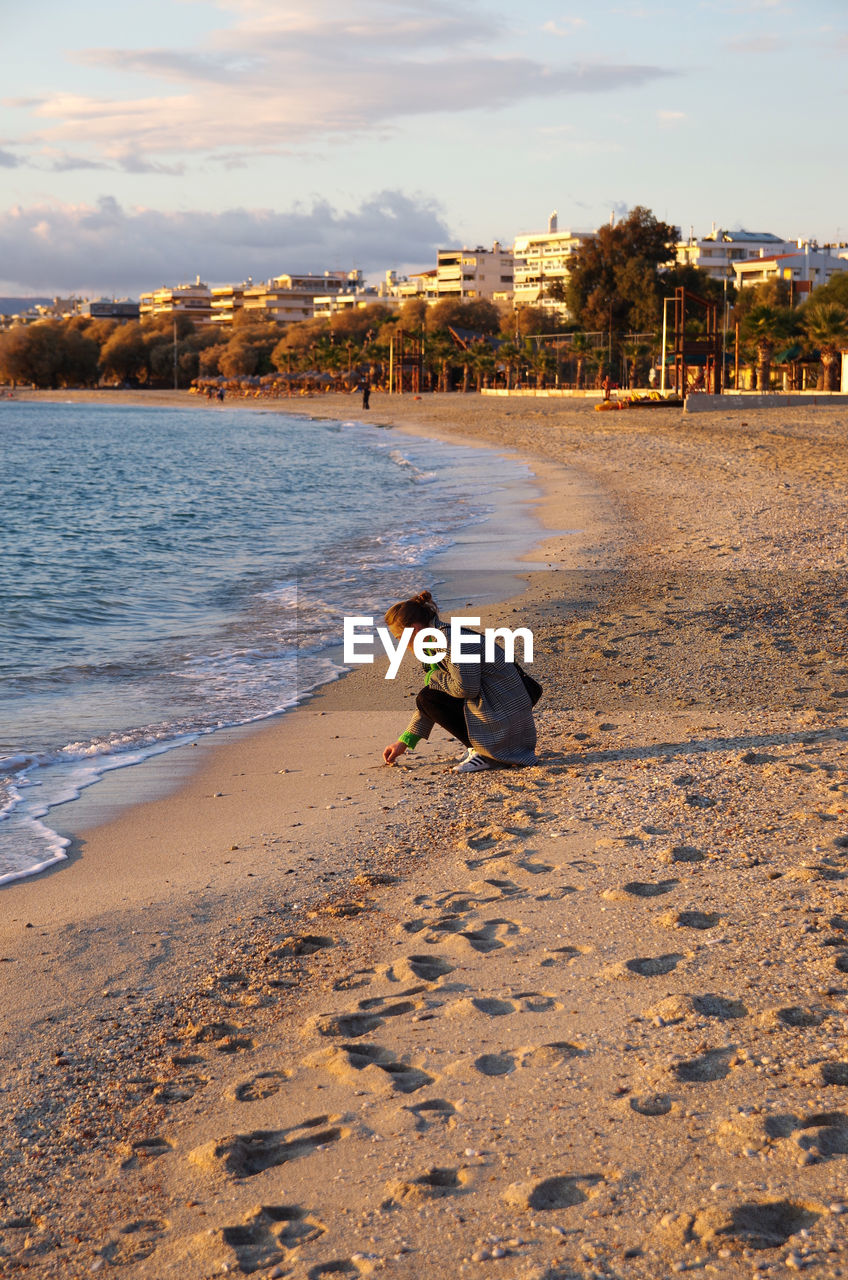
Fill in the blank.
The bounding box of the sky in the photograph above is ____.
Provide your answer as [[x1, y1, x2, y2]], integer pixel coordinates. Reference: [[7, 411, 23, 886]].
[[1, 0, 845, 296]]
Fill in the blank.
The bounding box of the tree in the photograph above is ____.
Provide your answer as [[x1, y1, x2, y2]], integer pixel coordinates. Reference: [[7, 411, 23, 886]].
[[329, 303, 396, 344], [567, 332, 593, 389], [802, 300, 848, 390], [399, 297, 428, 329], [566, 206, 679, 335], [218, 339, 259, 379], [733, 277, 791, 322], [806, 270, 848, 310], [100, 322, 149, 384], [0, 321, 98, 388], [428, 297, 500, 335]]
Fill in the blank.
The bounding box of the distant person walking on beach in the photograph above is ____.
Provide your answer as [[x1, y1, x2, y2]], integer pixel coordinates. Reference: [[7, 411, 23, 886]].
[[361, 380, 371, 410], [382, 590, 538, 774]]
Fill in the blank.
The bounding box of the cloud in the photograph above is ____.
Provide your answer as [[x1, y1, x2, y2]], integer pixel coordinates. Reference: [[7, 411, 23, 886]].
[[657, 109, 687, 124], [8, 0, 675, 169], [724, 33, 786, 52], [542, 18, 588, 34], [0, 149, 21, 168], [0, 191, 454, 294]]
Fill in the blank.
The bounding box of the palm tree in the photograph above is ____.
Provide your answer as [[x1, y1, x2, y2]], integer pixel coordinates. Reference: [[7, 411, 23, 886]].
[[497, 339, 521, 390], [469, 340, 496, 391], [741, 304, 791, 391], [568, 333, 592, 389], [621, 337, 651, 389], [802, 300, 848, 391]]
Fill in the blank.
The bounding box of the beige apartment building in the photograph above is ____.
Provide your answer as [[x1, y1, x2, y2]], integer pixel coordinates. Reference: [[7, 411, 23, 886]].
[[139, 278, 214, 322], [435, 242, 513, 301]]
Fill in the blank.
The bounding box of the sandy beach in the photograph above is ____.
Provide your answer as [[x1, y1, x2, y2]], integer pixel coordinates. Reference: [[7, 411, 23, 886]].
[[4, 389, 848, 1279]]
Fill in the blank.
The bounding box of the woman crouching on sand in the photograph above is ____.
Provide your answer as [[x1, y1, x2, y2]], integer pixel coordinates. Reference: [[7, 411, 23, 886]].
[[382, 590, 538, 774]]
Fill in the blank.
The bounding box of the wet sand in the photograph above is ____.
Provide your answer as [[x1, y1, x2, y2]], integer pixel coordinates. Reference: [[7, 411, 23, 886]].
[[3, 390, 848, 1279]]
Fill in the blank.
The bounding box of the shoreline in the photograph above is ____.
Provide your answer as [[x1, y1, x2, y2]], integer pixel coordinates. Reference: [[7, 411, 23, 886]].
[[1, 389, 588, 885], [6, 390, 848, 1278]]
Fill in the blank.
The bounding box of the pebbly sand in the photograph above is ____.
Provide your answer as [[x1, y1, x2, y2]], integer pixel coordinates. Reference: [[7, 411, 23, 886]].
[[3, 390, 848, 1278]]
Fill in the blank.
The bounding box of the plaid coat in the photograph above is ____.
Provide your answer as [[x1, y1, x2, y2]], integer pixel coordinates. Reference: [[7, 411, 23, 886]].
[[404, 623, 537, 766]]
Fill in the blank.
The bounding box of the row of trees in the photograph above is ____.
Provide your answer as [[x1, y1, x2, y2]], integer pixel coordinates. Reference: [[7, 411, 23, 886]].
[[736, 274, 848, 391], [1, 207, 846, 392]]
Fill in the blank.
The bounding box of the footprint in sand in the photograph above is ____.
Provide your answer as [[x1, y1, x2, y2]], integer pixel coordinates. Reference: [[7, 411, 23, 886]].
[[660, 1199, 821, 1252], [513, 857, 554, 875], [664, 845, 707, 864], [405, 954, 455, 982], [512, 991, 563, 1012], [382, 1166, 473, 1207], [120, 1136, 172, 1170], [406, 1098, 456, 1130], [629, 1093, 673, 1116], [221, 1204, 324, 1274], [308, 1261, 360, 1279], [231, 1070, 291, 1102], [474, 1051, 516, 1076], [540, 943, 593, 968], [603, 880, 678, 901], [672, 1047, 735, 1083], [152, 1073, 208, 1105], [270, 933, 335, 958], [769, 1005, 827, 1029], [332, 969, 376, 992], [357, 987, 427, 1010], [502, 1173, 603, 1210], [315, 1042, 434, 1094], [190, 1116, 346, 1178], [183, 1019, 254, 1052], [446, 996, 517, 1018], [535, 884, 578, 902], [474, 1042, 586, 1076], [480, 877, 527, 898], [98, 1218, 169, 1267], [309, 997, 422, 1039], [458, 918, 522, 954], [796, 1112, 848, 1160], [661, 910, 722, 930], [819, 1063, 848, 1086], [690, 995, 748, 1020], [320, 902, 367, 919], [401, 913, 467, 938], [606, 954, 683, 979]]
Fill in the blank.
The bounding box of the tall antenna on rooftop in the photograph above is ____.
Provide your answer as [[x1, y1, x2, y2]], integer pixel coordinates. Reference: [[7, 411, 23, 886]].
[[549, 210, 558, 233]]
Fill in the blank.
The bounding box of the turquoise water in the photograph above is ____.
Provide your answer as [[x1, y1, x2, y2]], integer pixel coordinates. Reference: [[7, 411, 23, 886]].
[[0, 400, 536, 883]]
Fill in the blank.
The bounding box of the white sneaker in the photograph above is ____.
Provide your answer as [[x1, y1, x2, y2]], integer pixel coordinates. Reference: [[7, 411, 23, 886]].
[[452, 751, 496, 774], [455, 746, 474, 762]]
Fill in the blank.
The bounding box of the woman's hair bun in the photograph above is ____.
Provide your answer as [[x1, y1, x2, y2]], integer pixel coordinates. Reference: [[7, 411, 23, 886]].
[[413, 590, 434, 606]]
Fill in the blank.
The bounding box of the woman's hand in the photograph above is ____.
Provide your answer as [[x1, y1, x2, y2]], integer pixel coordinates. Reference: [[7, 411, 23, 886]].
[[383, 741, 408, 765]]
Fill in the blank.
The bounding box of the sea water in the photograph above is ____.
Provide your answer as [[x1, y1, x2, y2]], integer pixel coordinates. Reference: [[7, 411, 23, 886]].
[[0, 400, 540, 884]]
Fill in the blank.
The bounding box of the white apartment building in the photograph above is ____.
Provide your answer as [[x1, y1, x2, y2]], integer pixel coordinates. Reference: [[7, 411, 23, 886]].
[[512, 213, 594, 314], [312, 291, 397, 318], [242, 271, 362, 324], [676, 227, 793, 280], [435, 242, 513, 301], [733, 245, 848, 300]]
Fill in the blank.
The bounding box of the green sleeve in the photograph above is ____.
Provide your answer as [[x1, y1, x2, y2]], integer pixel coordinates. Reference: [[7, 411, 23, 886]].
[[399, 730, 421, 750]]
